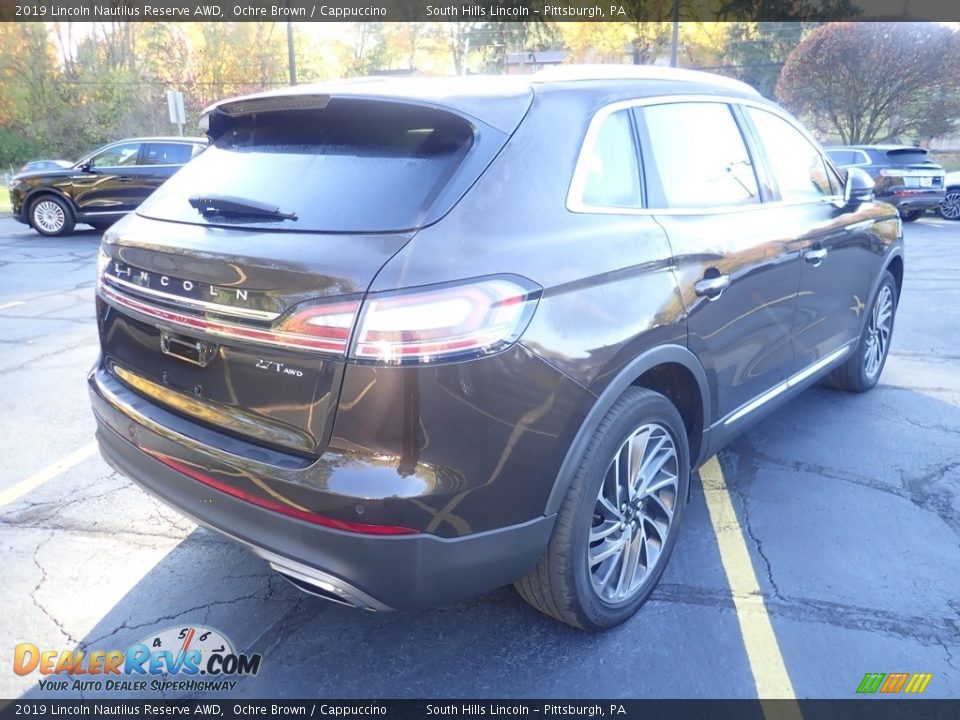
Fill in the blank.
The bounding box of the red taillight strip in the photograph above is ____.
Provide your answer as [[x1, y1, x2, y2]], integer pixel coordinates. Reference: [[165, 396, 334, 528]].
[[146, 450, 418, 536], [99, 283, 357, 355]]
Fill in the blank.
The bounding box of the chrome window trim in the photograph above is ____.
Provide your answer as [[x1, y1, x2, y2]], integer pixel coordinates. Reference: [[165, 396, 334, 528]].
[[566, 94, 844, 217], [79, 140, 198, 170]]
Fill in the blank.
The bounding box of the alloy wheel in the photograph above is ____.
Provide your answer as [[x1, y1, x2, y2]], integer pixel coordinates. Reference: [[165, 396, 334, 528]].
[[864, 285, 893, 380], [940, 191, 960, 221], [588, 422, 679, 604], [33, 200, 66, 234]]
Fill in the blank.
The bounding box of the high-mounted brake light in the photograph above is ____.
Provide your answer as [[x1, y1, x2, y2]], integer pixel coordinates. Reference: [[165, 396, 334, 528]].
[[350, 277, 541, 365]]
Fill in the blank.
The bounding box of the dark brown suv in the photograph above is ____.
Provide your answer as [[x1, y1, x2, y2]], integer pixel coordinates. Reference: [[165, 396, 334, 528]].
[[89, 68, 903, 630], [9, 136, 206, 236]]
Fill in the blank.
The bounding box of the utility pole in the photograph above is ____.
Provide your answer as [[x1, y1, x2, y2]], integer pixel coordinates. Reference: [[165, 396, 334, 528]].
[[287, 21, 297, 86], [670, 0, 680, 68]]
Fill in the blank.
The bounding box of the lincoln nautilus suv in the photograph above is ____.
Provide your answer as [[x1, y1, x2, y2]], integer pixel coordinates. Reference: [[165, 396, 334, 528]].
[[89, 67, 903, 630]]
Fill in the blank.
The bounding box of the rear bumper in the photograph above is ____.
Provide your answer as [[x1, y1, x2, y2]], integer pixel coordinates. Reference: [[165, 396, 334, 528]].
[[90, 368, 555, 611], [879, 189, 945, 211]]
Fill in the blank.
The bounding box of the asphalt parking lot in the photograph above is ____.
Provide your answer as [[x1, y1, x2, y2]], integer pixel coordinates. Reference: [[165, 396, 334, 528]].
[[1, 214, 958, 700]]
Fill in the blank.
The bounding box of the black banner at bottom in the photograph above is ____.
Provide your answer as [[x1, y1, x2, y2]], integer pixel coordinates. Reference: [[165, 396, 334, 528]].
[[0, 700, 958, 720]]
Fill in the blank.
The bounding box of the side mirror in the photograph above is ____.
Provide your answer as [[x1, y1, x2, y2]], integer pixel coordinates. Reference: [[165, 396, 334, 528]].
[[79, 160, 94, 173], [843, 167, 875, 206]]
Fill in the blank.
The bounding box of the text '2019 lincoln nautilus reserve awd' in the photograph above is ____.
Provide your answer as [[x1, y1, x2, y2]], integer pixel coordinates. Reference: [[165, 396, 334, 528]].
[[88, 66, 903, 630]]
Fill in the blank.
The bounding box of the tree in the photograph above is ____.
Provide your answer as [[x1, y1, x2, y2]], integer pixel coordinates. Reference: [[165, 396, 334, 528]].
[[713, 22, 814, 98], [777, 22, 960, 144]]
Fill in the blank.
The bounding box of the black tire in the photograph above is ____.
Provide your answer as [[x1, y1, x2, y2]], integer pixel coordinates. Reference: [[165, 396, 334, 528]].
[[825, 271, 898, 393], [515, 387, 690, 630], [29, 195, 75, 237], [900, 209, 923, 222], [937, 188, 960, 221]]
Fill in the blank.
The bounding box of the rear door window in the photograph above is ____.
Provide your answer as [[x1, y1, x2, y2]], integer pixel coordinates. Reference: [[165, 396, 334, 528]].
[[641, 102, 760, 209], [138, 101, 476, 233], [142, 143, 195, 165]]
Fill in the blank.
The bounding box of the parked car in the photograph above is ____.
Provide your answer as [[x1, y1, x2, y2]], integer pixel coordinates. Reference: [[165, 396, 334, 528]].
[[939, 170, 960, 220], [17, 159, 72, 173], [89, 68, 903, 630], [9, 137, 207, 236], [825, 144, 945, 221]]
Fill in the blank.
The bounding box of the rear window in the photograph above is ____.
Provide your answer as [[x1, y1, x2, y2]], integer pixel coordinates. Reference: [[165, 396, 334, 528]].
[[886, 148, 930, 165], [138, 101, 476, 232], [827, 150, 861, 166]]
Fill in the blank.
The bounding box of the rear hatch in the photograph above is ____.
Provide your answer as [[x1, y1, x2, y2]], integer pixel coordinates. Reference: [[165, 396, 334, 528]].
[[96, 91, 527, 459], [880, 147, 945, 190]]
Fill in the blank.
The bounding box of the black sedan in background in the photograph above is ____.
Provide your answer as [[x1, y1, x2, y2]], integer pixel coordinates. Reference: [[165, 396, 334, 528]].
[[826, 145, 945, 221], [9, 137, 206, 236], [18, 159, 72, 173]]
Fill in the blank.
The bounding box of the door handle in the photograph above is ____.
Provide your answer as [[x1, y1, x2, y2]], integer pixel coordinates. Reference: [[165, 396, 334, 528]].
[[805, 246, 828, 266], [117, 176, 132, 182], [694, 271, 730, 301]]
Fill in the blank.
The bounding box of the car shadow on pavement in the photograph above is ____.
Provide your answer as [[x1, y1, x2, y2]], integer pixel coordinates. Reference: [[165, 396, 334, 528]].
[[17, 383, 960, 700], [17, 481, 755, 700]]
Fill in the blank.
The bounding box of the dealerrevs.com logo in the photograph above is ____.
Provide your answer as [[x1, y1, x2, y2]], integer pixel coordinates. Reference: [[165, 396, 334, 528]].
[[14, 625, 262, 693]]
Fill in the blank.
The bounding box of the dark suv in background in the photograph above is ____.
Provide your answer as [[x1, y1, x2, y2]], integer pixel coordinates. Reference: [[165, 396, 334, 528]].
[[89, 68, 903, 630], [9, 136, 206, 236], [826, 144, 945, 221]]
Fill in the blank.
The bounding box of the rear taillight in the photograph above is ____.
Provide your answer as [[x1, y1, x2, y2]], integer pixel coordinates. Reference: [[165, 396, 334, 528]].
[[98, 252, 539, 363], [273, 300, 360, 354], [350, 277, 541, 365], [100, 281, 360, 355]]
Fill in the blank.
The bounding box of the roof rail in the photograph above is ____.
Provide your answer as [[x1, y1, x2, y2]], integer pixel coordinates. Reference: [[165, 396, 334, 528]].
[[532, 64, 761, 97]]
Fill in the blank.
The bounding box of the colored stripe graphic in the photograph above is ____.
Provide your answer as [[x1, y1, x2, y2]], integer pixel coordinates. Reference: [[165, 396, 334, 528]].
[[857, 672, 932, 694], [880, 673, 909, 693], [856, 673, 885, 693], [904, 673, 933, 694]]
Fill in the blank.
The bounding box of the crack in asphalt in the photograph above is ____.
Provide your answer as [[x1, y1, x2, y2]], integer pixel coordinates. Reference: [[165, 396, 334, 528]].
[[0, 519, 213, 545], [715, 447, 785, 600], [29, 532, 82, 646], [0, 338, 98, 374], [79, 576, 294, 652], [933, 636, 960, 673], [898, 458, 960, 538], [729, 481, 783, 600], [649, 582, 960, 649], [737, 444, 960, 540]]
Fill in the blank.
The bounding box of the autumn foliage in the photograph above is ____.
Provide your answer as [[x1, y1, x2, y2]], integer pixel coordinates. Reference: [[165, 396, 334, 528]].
[[777, 22, 960, 144]]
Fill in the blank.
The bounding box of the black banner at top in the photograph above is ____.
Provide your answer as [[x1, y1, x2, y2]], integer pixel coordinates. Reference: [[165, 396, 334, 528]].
[[1, 0, 959, 22]]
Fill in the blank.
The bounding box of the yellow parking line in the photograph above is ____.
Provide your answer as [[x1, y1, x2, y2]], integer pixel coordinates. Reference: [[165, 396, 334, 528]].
[[701, 456, 803, 716], [0, 442, 98, 509]]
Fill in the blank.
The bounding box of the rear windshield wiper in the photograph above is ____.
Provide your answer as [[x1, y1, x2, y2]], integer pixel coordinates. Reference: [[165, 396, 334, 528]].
[[188, 195, 297, 221]]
